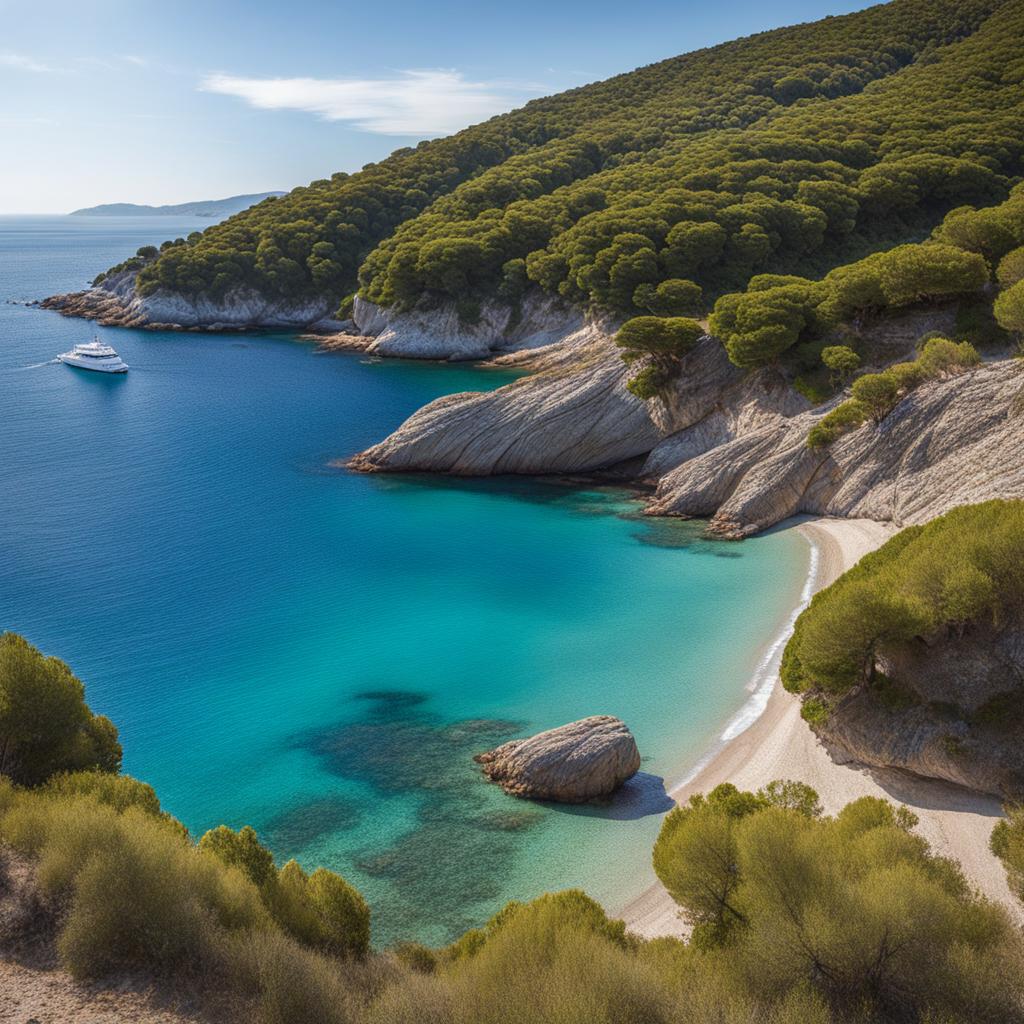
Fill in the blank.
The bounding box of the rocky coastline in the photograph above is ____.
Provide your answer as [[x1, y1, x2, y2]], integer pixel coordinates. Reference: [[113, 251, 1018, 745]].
[[43, 278, 1024, 543]]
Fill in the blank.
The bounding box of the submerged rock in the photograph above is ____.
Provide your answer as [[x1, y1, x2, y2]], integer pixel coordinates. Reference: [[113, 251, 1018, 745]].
[[474, 715, 641, 803]]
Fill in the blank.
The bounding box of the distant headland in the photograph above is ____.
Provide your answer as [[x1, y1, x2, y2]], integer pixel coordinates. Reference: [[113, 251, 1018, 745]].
[[68, 191, 286, 218]]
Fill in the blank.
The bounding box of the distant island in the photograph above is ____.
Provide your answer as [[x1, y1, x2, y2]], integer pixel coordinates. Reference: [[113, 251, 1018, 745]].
[[69, 191, 286, 218]]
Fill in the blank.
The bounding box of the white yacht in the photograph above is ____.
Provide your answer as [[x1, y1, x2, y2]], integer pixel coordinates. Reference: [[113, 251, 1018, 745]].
[[58, 337, 128, 374]]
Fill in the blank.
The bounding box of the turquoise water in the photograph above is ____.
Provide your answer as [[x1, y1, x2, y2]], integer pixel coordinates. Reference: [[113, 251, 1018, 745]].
[[0, 216, 809, 945]]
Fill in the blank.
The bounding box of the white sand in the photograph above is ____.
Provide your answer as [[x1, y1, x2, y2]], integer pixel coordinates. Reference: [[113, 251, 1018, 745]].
[[621, 516, 1019, 939]]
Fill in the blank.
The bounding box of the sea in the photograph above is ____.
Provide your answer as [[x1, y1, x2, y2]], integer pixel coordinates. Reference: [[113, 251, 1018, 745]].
[[0, 214, 810, 945]]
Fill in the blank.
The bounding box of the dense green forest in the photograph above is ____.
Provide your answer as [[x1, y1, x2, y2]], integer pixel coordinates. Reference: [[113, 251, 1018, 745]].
[[3, 629, 1024, 1023], [122, 0, 1024, 330]]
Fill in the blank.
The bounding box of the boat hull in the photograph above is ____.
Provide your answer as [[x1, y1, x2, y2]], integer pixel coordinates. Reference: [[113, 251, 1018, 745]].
[[58, 355, 128, 373]]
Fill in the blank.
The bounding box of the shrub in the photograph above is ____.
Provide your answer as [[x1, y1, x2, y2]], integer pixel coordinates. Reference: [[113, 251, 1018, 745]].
[[44, 770, 164, 818], [654, 784, 1024, 1022], [820, 344, 860, 385], [0, 632, 122, 786], [806, 398, 869, 449], [0, 795, 268, 978], [995, 280, 1024, 337], [616, 315, 704, 397], [998, 247, 1024, 288], [800, 696, 831, 725], [201, 824, 278, 889], [916, 336, 981, 375], [850, 372, 899, 421], [270, 859, 370, 959], [991, 807, 1024, 903], [222, 928, 355, 1024], [625, 364, 668, 400]]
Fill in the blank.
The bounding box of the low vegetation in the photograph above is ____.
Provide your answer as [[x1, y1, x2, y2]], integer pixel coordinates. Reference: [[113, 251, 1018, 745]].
[[805, 336, 980, 448], [781, 501, 1024, 699]]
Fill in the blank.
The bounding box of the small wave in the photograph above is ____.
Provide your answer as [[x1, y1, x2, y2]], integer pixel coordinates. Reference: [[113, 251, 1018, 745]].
[[7, 359, 59, 371], [672, 533, 821, 789]]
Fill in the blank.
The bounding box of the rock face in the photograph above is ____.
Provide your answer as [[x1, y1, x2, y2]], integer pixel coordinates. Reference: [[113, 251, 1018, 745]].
[[41, 275, 582, 359], [651, 359, 1024, 536], [811, 620, 1024, 799], [42, 268, 332, 331], [352, 327, 806, 475], [474, 716, 641, 803], [350, 293, 583, 361]]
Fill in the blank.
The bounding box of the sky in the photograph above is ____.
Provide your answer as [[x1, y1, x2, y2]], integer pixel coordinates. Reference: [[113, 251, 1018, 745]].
[[0, 0, 879, 214]]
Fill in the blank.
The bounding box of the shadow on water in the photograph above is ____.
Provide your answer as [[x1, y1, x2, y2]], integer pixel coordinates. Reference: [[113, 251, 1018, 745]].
[[537, 771, 675, 821], [289, 689, 556, 944], [352, 471, 647, 514]]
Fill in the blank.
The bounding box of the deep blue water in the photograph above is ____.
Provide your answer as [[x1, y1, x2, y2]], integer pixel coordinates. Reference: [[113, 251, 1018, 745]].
[[0, 216, 809, 945]]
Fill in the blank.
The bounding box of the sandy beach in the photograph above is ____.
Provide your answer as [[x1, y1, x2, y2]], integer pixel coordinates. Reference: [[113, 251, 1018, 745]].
[[621, 515, 1019, 939]]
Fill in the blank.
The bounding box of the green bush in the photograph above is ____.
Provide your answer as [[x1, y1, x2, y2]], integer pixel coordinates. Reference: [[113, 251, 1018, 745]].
[[782, 501, 1024, 696], [820, 344, 860, 385], [200, 824, 279, 889], [44, 770, 164, 818], [850, 372, 899, 421], [201, 825, 371, 959], [998, 247, 1024, 288], [616, 315, 704, 398], [991, 807, 1024, 904], [917, 335, 981, 375], [806, 398, 869, 449], [995, 280, 1024, 337], [806, 336, 979, 447], [0, 794, 267, 978], [653, 783, 1024, 1022], [800, 696, 831, 725], [0, 632, 122, 786]]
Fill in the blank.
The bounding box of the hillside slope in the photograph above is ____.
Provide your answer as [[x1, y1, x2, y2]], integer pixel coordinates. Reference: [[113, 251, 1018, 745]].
[[54, 0, 1022, 334]]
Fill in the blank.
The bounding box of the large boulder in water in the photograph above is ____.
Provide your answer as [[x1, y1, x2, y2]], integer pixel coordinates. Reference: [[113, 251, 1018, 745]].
[[475, 716, 641, 803]]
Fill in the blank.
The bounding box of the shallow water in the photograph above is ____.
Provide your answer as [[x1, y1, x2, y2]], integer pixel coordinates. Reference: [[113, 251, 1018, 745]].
[[0, 216, 809, 945]]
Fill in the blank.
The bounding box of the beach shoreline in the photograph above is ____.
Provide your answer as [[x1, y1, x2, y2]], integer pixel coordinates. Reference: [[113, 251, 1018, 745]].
[[621, 514, 1020, 939]]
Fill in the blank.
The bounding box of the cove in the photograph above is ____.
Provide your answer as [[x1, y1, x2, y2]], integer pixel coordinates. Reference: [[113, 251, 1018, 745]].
[[0, 216, 810, 945]]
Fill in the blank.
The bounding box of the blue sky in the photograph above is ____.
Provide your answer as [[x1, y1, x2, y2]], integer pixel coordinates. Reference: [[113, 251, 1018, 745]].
[[1, 0, 877, 213]]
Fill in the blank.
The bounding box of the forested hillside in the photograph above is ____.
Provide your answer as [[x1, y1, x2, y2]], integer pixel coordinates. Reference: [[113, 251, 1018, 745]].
[[127, 0, 1024, 322]]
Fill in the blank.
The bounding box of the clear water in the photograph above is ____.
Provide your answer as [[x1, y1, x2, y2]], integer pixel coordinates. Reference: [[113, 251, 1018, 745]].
[[0, 216, 810, 945]]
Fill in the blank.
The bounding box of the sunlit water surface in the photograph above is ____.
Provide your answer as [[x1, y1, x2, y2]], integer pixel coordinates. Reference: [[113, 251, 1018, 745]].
[[0, 216, 809, 944]]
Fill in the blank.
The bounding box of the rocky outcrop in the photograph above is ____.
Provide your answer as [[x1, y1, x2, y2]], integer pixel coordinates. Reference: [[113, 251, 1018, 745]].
[[651, 359, 1024, 536], [352, 327, 806, 475], [41, 268, 332, 331], [811, 620, 1024, 799], [475, 715, 641, 803], [345, 293, 585, 361]]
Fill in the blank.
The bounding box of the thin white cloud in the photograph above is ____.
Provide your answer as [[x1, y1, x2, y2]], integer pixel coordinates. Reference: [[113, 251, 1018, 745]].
[[0, 53, 59, 73], [121, 54, 147, 67], [199, 69, 526, 135]]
